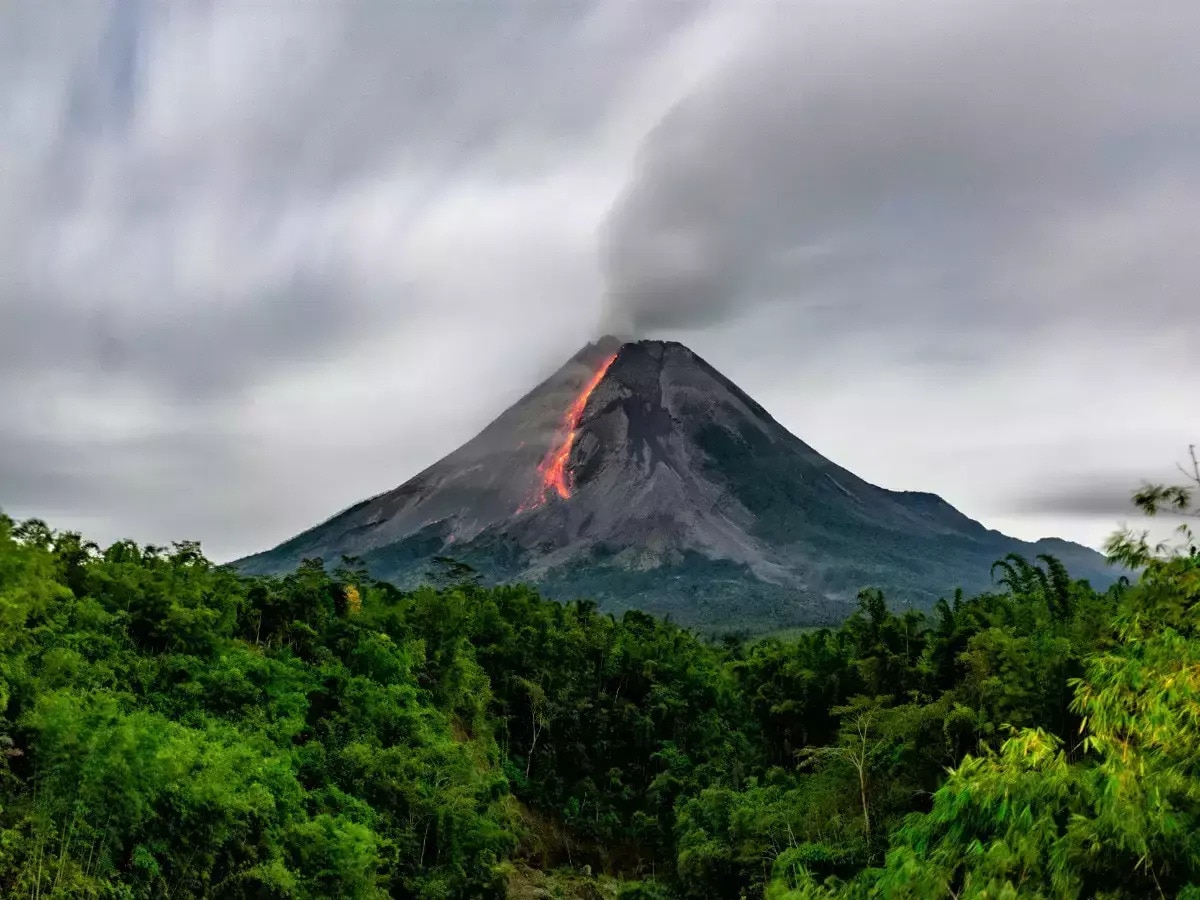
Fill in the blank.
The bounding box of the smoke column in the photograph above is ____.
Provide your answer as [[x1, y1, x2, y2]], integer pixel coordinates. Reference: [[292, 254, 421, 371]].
[[597, 0, 1200, 346]]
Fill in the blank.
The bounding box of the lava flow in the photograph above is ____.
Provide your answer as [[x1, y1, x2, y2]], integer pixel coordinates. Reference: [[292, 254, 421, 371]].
[[521, 354, 617, 510]]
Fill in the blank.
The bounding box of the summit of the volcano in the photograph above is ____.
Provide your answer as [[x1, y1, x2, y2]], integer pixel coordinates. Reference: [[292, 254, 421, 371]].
[[234, 338, 1115, 631]]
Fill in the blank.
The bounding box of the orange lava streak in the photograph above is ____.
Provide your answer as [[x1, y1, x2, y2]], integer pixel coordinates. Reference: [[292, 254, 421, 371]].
[[523, 354, 616, 509]]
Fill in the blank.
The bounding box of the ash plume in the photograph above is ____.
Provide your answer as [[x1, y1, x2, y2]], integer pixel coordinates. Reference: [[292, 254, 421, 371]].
[[599, 0, 1200, 342]]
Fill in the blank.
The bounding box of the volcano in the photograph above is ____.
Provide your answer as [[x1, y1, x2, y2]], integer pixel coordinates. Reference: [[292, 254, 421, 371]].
[[235, 337, 1115, 631]]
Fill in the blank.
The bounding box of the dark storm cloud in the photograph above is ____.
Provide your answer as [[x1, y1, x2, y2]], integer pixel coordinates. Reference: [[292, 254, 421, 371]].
[[602, 0, 1200, 345]]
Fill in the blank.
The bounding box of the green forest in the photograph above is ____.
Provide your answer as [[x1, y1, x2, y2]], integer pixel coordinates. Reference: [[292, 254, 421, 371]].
[[0, 462, 1197, 899]]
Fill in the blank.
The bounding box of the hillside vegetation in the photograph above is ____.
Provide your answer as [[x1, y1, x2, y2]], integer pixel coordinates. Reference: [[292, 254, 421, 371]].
[[0, 458, 1197, 898]]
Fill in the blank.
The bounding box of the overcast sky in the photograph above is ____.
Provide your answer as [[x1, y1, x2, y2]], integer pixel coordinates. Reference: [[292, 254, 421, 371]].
[[2, 0, 1196, 562]]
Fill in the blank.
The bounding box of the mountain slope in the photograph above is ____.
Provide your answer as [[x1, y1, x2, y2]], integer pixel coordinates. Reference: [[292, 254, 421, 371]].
[[235, 338, 1117, 630]]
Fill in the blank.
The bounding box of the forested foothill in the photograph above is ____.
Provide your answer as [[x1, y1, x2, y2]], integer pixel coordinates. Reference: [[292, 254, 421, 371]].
[[0, 451, 1197, 898]]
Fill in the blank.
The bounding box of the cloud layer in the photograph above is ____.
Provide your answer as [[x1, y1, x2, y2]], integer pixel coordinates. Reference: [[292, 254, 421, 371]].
[[2, 0, 1196, 559]]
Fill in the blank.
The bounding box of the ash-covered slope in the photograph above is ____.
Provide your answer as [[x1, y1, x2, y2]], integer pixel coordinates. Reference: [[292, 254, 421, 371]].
[[235, 338, 1116, 630]]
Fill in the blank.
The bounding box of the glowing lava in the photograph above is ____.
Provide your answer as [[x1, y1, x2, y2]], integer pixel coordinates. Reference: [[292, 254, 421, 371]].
[[521, 354, 617, 510]]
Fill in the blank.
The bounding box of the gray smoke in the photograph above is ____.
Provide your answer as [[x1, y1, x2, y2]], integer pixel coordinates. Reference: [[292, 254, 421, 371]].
[[600, 0, 1200, 344]]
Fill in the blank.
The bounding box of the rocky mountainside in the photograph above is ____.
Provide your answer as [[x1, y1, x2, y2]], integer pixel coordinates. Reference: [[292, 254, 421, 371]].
[[234, 337, 1117, 631]]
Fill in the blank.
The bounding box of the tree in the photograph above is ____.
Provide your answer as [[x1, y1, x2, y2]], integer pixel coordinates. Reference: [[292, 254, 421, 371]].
[[514, 675, 549, 778], [1107, 443, 1199, 567], [797, 698, 886, 846], [426, 555, 482, 588]]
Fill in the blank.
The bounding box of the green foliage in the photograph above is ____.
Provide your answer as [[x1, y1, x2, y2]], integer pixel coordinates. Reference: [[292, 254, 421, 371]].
[[0, 449, 1197, 897], [768, 447, 1200, 899], [0, 515, 512, 898]]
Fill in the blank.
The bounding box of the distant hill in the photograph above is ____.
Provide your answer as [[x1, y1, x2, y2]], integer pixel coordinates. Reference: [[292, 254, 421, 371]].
[[234, 337, 1118, 631]]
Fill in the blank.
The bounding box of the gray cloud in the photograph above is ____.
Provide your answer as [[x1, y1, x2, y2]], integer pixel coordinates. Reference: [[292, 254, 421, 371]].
[[1010, 470, 1195, 556], [1, 0, 1196, 561], [1019, 479, 1176, 520], [2, 0, 702, 405], [602, 0, 1200, 349]]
